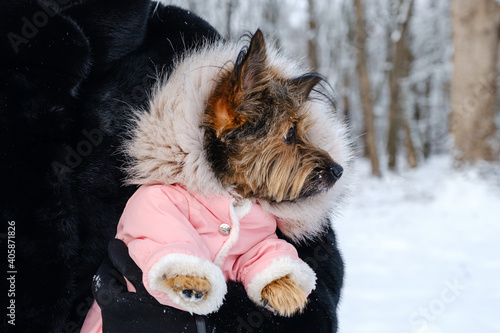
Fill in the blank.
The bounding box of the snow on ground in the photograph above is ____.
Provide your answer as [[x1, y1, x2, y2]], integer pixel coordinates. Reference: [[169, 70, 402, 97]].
[[335, 155, 500, 333]]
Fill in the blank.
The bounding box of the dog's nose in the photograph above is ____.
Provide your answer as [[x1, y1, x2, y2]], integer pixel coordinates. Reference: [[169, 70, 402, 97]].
[[329, 163, 343, 181]]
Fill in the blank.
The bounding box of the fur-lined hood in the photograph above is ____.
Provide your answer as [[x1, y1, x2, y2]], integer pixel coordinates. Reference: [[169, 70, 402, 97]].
[[125, 37, 354, 242]]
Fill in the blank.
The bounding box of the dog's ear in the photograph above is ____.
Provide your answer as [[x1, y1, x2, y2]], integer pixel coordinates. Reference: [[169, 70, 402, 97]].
[[206, 30, 267, 138], [288, 74, 322, 101], [232, 29, 268, 92]]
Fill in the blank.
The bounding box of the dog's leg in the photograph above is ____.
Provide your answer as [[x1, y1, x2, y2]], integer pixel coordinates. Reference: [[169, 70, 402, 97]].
[[261, 275, 308, 317], [164, 275, 211, 302]]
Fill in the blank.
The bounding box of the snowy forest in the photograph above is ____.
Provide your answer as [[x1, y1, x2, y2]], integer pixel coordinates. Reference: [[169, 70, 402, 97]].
[[160, 1, 500, 332]]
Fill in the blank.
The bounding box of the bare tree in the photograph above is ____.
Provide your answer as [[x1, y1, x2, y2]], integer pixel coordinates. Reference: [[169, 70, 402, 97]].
[[387, 0, 416, 169], [354, 0, 380, 176], [225, 0, 234, 39], [262, 0, 282, 49], [307, 0, 320, 70], [450, 0, 500, 163]]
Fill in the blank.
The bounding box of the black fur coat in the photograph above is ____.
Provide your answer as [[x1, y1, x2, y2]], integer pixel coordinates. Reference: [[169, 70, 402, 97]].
[[0, 1, 344, 332]]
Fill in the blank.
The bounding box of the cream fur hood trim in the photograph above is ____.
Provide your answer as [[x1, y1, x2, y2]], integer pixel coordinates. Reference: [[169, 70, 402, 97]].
[[125, 38, 354, 243]]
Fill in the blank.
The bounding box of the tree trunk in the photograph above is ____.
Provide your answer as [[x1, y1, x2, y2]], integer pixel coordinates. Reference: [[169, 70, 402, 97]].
[[420, 80, 432, 159], [354, 0, 380, 176], [387, 62, 399, 169], [387, 0, 415, 170], [307, 0, 320, 70], [402, 117, 418, 168], [342, 74, 351, 121], [225, 0, 234, 39], [401, 10, 417, 169], [263, 0, 281, 49], [450, 0, 500, 163]]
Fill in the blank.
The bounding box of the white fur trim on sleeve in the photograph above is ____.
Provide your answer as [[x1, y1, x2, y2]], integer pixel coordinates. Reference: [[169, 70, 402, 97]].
[[147, 253, 227, 315], [246, 256, 317, 306]]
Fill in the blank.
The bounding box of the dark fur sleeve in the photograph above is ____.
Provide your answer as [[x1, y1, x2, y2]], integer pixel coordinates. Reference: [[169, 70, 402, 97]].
[[0, 1, 342, 332], [1, 1, 218, 331], [1, 1, 92, 332]]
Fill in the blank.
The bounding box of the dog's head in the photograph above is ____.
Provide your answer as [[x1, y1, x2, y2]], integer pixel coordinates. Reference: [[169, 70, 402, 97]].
[[203, 30, 343, 203]]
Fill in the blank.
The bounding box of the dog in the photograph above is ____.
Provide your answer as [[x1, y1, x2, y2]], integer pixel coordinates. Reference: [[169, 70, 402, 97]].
[[82, 29, 351, 331]]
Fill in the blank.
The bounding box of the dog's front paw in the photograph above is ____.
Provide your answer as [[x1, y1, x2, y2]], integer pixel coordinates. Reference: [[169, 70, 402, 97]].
[[261, 275, 308, 317], [164, 275, 211, 303]]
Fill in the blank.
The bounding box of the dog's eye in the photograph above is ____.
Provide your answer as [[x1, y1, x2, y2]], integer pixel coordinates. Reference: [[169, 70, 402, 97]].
[[283, 126, 296, 144]]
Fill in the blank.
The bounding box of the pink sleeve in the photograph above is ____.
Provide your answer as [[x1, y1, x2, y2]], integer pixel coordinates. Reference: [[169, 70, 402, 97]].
[[115, 185, 212, 305], [234, 233, 317, 306], [234, 233, 300, 286]]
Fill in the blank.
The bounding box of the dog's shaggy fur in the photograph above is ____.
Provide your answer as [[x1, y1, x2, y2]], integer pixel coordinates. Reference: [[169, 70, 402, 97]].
[[1, 1, 350, 332]]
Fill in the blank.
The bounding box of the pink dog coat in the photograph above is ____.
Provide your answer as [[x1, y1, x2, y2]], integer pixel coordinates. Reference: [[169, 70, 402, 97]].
[[82, 184, 316, 332]]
